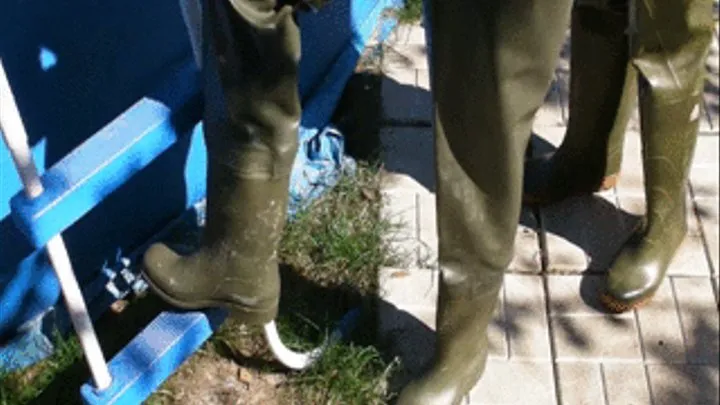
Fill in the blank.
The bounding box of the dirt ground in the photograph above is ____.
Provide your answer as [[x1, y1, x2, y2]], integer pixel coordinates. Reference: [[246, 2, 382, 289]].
[[151, 353, 285, 405]]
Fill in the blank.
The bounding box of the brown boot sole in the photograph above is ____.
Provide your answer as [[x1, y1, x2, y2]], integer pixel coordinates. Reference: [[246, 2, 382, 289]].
[[599, 291, 654, 313], [523, 173, 620, 206]]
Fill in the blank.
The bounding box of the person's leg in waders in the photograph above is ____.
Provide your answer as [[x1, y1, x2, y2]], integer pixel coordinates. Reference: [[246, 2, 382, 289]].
[[142, 0, 301, 325], [602, 0, 714, 311], [523, 0, 638, 205], [395, 1, 573, 404]]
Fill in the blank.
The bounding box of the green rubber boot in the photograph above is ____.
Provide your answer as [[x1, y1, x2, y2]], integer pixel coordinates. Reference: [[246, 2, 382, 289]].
[[142, 0, 301, 325], [523, 1, 637, 206], [395, 1, 572, 404], [601, 0, 713, 312]]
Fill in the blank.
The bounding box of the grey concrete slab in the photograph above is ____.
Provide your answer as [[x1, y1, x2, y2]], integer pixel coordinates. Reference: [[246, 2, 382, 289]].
[[555, 362, 604, 405], [468, 360, 556, 405], [647, 364, 720, 405], [602, 363, 653, 405], [547, 275, 632, 318], [382, 67, 432, 123], [504, 275, 551, 360], [380, 127, 435, 193], [636, 279, 687, 364], [671, 277, 720, 366], [551, 314, 643, 362]]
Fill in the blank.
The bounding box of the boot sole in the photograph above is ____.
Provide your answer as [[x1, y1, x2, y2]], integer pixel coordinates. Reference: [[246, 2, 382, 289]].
[[523, 173, 619, 205], [142, 270, 278, 325], [599, 291, 653, 313]]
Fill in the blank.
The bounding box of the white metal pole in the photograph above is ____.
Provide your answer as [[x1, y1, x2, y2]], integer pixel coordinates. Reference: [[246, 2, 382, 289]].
[[0, 60, 112, 391], [264, 320, 342, 370]]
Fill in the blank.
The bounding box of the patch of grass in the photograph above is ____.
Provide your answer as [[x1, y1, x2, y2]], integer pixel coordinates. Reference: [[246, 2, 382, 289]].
[[281, 343, 398, 405], [0, 331, 82, 405], [396, 0, 423, 24], [280, 163, 395, 294], [272, 161, 401, 404]]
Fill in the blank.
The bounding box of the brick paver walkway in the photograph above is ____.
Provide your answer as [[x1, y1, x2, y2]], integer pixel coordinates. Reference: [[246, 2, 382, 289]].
[[376, 21, 720, 405]]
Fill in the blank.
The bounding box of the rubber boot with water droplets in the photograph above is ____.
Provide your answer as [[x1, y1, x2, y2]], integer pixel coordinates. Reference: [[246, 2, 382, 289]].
[[602, 0, 713, 312], [142, 0, 300, 325], [395, 0, 572, 403], [523, 1, 637, 206]]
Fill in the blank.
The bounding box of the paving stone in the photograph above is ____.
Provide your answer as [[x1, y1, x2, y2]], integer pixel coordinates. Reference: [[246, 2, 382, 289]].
[[378, 267, 437, 309], [615, 169, 646, 198], [692, 136, 720, 167], [615, 195, 710, 277], [530, 126, 566, 152], [383, 42, 429, 71], [627, 106, 642, 132], [647, 364, 720, 405], [510, 226, 542, 273], [467, 360, 556, 405], [382, 63, 416, 85], [377, 302, 436, 375], [417, 193, 438, 268], [547, 275, 632, 317], [540, 195, 638, 272], [533, 103, 566, 130], [666, 235, 712, 276], [621, 131, 643, 166], [555, 362, 604, 405], [380, 127, 435, 193], [705, 228, 719, 274], [636, 279, 687, 363], [699, 102, 718, 135], [695, 197, 720, 231], [690, 164, 719, 198], [550, 69, 570, 126], [615, 133, 645, 198], [602, 363, 653, 405], [388, 24, 427, 46], [416, 69, 430, 90], [695, 197, 719, 272], [381, 190, 419, 267], [382, 67, 432, 123], [700, 32, 719, 133], [583, 193, 642, 272], [671, 277, 720, 366], [542, 229, 588, 273], [510, 208, 542, 273], [504, 275, 551, 360], [551, 314, 643, 361], [380, 169, 431, 193], [488, 284, 509, 359]]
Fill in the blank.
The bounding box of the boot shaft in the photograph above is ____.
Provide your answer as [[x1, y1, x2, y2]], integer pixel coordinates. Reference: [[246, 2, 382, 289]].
[[199, 0, 302, 256], [633, 0, 714, 227]]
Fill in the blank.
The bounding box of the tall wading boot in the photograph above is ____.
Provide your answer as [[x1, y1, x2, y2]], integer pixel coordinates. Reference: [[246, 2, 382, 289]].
[[142, 0, 301, 325], [523, 1, 637, 205], [601, 0, 713, 312], [395, 1, 572, 404]]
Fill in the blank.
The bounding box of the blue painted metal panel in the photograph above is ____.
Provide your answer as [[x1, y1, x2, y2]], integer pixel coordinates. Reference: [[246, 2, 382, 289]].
[[11, 98, 186, 248], [0, 0, 197, 342]]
